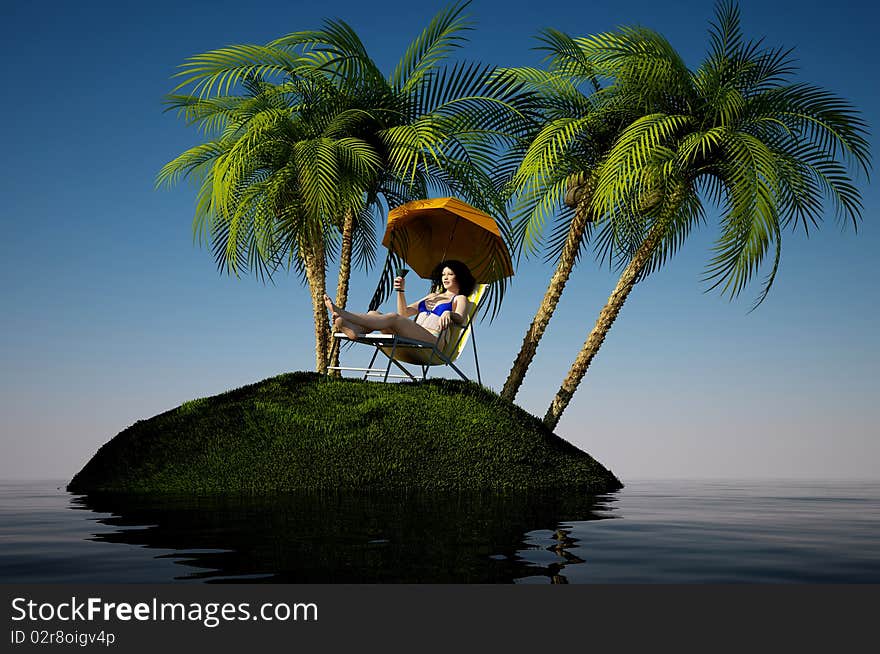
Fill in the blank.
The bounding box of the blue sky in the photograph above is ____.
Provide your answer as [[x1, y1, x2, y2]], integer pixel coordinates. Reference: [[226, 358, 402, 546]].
[[1, 0, 877, 481]]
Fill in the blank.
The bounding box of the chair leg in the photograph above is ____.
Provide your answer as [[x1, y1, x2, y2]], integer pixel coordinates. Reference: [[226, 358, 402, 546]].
[[325, 335, 339, 376], [390, 358, 418, 381], [371, 344, 419, 382], [447, 360, 470, 382], [470, 325, 482, 385], [364, 347, 380, 381], [432, 346, 470, 383], [384, 342, 398, 383]]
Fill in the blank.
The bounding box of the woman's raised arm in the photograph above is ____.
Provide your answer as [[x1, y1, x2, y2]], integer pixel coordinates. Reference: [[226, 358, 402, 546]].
[[393, 275, 420, 318]]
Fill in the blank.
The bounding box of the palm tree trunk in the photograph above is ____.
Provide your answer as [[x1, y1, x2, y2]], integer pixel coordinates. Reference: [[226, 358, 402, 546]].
[[328, 209, 355, 372], [302, 238, 330, 372], [500, 203, 593, 402], [543, 219, 666, 430]]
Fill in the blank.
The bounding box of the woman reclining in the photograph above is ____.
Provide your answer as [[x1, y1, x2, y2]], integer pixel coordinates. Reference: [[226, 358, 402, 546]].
[[323, 260, 475, 348]]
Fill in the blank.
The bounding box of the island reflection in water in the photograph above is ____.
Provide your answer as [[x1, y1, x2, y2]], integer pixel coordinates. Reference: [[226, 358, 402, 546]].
[[71, 490, 618, 583]]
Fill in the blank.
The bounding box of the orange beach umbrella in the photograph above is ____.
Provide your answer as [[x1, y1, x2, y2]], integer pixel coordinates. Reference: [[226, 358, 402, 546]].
[[381, 197, 514, 283]]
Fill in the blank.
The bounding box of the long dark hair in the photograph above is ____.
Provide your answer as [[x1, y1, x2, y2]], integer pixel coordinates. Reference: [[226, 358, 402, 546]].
[[431, 260, 475, 297]]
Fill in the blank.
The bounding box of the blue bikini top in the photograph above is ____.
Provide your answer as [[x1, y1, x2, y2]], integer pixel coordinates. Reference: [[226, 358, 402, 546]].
[[418, 296, 458, 316]]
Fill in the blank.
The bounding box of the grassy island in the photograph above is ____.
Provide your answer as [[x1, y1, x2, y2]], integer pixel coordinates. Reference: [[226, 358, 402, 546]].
[[68, 373, 621, 493]]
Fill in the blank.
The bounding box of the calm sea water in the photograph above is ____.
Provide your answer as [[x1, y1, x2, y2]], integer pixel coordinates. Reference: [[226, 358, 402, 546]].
[[1, 479, 878, 583]]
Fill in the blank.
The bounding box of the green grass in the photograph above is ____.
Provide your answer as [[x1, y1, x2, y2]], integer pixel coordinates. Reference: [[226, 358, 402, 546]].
[[67, 373, 622, 493]]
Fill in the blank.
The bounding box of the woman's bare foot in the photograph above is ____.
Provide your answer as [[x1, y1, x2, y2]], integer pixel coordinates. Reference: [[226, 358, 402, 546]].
[[323, 294, 339, 319], [333, 316, 360, 340]]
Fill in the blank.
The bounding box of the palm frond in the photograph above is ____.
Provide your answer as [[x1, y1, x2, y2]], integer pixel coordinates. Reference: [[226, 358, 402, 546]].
[[171, 45, 310, 97], [391, 1, 473, 92], [761, 83, 871, 176], [273, 20, 386, 88], [535, 28, 602, 92], [706, 0, 744, 66], [156, 141, 226, 189], [574, 26, 695, 109], [702, 131, 781, 299], [591, 113, 691, 218], [637, 182, 704, 280]]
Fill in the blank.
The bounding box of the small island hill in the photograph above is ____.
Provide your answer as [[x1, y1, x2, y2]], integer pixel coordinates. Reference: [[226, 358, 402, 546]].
[[68, 373, 621, 494]]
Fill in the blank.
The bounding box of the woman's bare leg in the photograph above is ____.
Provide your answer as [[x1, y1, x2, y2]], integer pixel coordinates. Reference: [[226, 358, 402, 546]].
[[324, 295, 437, 342], [332, 316, 360, 340], [324, 295, 396, 330], [387, 318, 440, 342], [337, 313, 399, 338]]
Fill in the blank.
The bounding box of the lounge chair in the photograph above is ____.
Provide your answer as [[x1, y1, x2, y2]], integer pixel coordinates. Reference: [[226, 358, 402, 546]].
[[326, 284, 486, 384]]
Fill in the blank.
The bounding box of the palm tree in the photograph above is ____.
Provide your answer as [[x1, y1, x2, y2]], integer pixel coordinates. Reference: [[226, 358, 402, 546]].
[[498, 30, 643, 402], [158, 67, 380, 371], [542, 1, 871, 429], [270, 3, 532, 363], [159, 2, 530, 371]]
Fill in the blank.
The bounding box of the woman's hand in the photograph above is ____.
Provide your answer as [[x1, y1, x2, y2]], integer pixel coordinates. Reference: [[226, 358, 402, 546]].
[[393, 276, 405, 292], [439, 296, 467, 330]]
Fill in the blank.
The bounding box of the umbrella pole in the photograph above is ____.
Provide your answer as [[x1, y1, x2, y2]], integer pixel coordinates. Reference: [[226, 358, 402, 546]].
[[439, 217, 460, 266]]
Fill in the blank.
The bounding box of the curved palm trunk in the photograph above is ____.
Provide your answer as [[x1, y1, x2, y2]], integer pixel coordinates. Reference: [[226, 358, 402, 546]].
[[543, 219, 666, 430], [302, 238, 330, 372], [500, 200, 593, 402], [328, 209, 355, 373]]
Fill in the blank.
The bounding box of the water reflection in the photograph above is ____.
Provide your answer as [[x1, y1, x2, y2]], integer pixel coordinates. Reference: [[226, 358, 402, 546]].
[[71, 490, 618, 583]]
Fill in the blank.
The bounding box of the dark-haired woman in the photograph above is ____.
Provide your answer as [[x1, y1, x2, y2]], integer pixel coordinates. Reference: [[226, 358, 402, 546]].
[[323, 260, 475, 345]]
